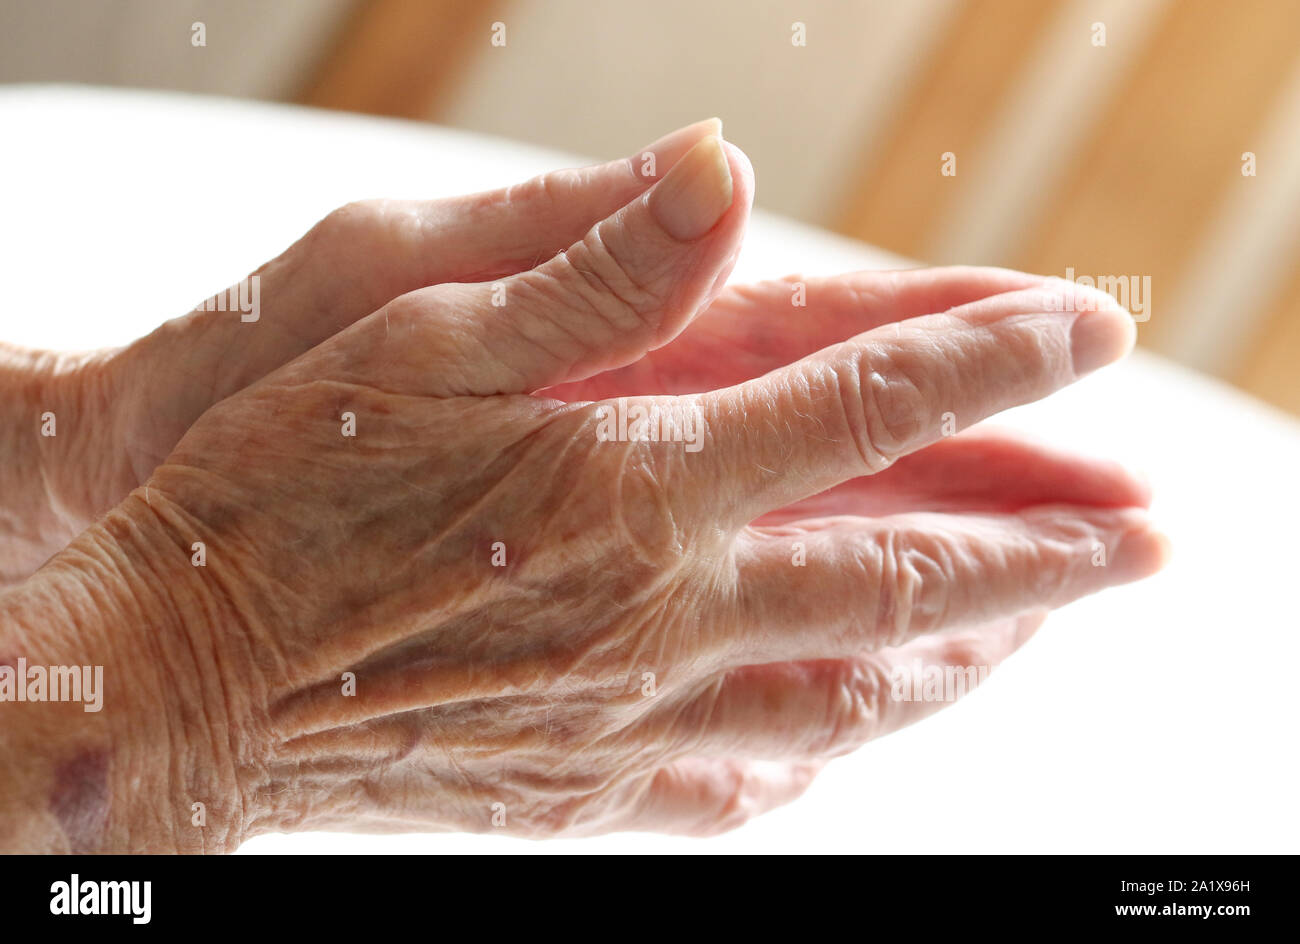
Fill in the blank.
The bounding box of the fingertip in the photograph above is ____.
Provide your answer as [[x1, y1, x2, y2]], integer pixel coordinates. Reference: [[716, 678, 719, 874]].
[[1112, 524, 1172, 583], [1119, 463, 1154, 508], [719, 139, 755, 205], [633, 118, 724, 179], [1071, 300, 1137, 376], [1147, 528, 1173, 570], [1085, 457, 1154, 509]]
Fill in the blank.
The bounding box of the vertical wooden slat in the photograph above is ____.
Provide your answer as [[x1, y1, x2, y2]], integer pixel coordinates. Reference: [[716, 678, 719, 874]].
[[1012, 0, 1300, 352], [835, 0, 1063, 257], [300, 0, 506, 120], [1235, 266, 1300, 415]]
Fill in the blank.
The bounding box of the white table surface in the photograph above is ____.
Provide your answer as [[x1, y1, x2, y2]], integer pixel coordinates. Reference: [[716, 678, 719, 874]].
[[3, 86, 1297, 854]]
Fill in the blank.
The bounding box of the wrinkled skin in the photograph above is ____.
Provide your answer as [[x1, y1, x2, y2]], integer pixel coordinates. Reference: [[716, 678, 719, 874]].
[[0, 122, 1166, 851], [0, 120, 734, 584]]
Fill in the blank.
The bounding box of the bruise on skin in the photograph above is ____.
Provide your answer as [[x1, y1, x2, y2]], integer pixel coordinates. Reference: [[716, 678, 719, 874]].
[[49, 749, 110, 853]]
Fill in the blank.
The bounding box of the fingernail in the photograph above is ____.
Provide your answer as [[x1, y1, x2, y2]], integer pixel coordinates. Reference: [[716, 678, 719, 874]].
[[1070, 303, 1136, 376], [1110, 526, 1172, 583], [648, 134, 733, 241], [635, 118, 723, 173]]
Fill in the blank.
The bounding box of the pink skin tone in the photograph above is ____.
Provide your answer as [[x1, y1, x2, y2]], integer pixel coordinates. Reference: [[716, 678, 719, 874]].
[[0, 121, 1166, 851]]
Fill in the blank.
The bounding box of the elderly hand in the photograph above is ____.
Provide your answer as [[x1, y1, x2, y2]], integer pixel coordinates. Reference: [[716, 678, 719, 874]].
[[0, 119, 724, 585], [0, 125, 1165, 852]]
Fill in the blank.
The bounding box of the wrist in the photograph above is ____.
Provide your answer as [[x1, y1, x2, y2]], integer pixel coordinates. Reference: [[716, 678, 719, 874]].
[[0, 492, 262, 852]]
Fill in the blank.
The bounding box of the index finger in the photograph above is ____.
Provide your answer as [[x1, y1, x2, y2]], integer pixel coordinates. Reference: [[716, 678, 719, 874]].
[[689, 281, 1135, 528]]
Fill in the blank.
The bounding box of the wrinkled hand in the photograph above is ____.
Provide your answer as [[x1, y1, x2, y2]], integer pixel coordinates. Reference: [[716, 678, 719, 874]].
[[0, 120, 722, 583], [4, 126, 1166, 851]]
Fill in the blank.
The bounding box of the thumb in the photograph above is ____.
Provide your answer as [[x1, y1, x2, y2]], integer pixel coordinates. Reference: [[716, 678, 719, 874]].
[[372, 132, 753, 396], [114, 120, 724, 470]]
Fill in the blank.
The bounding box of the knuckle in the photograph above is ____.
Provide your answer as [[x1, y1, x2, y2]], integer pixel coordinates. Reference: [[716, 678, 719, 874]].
[[943, 635, 998, 673], [358, 285, 481, 378], [314, 199, 387, 246], [574, 406, 694, 558], [834, 345, 930, 473], [504, 166, 585, 216], [365, 289, 440, 349], [870, 528, 952, 647], [281, 199, 428, 306], [819, 659, 888, 755], [485, 409, 697, 678], [703, 764, 762, 836]]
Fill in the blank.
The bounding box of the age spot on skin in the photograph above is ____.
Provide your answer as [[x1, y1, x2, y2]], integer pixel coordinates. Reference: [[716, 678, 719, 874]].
[[49, 749, 110, 853]]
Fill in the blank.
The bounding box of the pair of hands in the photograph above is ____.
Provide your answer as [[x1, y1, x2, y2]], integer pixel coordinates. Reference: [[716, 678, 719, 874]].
[[0, 120, 1165, 851]]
